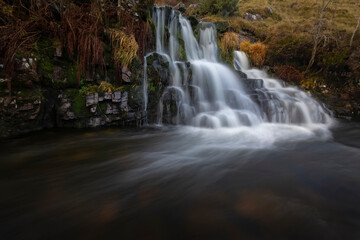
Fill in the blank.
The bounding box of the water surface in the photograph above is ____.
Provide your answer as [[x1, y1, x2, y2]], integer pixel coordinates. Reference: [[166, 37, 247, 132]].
[[1, 122, 360, 240]]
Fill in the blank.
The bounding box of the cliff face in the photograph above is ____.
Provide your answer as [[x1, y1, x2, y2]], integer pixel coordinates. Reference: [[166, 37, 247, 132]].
[[0, 0, 155, 138]]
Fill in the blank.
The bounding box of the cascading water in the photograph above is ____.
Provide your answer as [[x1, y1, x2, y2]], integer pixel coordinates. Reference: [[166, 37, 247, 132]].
[[144, 6, 333, 131]]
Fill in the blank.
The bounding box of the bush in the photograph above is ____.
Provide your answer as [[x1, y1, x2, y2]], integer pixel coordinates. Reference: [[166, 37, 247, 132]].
[[199, 0, 238, 17], [239, 41, 267, 67], [274, 65, 304, 84], [220, 32, 239, 62]]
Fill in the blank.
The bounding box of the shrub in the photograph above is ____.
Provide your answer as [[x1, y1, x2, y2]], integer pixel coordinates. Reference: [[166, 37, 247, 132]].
[[109, 29, 139, 78], [239, 41, 267, 67], [220, 32, 239, 61], [274, 65, 304, 84], [199, 0, 238, 17]]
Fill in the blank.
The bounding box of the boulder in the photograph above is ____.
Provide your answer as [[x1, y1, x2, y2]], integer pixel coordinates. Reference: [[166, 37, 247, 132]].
[[174, 3, 186, 13], [244, 12, 264, 21]]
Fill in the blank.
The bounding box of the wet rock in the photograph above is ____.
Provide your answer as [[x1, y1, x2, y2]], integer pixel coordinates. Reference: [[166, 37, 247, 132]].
[[86, 93, 99, 107], [244, 12, 263, 21], [90, 105, 97, 113], [104, 92, 112, 100], [174, 3, 186, 13], [121, 91, 128, 111], [54, 45, 62, 57], [88, 117, 102, 127], [19, 103, 34, 111], [122, 66, 132, 82], [188, 16, 199, 29], [112, 91, 122, 103], [64, 111, 75, 120]]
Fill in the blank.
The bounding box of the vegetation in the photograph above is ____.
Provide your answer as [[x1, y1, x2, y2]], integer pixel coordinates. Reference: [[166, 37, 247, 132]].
[[239, 41, 267, 67], [199, 0, 239, 17], [0, 0, 154, 97], [220, 32, 239, 62], [110, 29, 139, 77]]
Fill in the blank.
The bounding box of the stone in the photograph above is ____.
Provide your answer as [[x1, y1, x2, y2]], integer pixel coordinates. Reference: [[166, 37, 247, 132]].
[[112, 91, 122, 103], [64, 111, 75, 120], [122, 74, 131, 82], [122, 66, 132, 83], [86, 93, 99, 107], [89, 117, 102, 127], [19, 103, 34, 111], [54, 45, 62, 57], [174, 3, 186, 13], [104, 92, 112, 100], [90, 105, 97, 113], [188, 4, 199, 10], [267, 6, 273, 14], [60, 102, 71, 112], [244, 12, 263, 21], [121, 91, 128, 111]]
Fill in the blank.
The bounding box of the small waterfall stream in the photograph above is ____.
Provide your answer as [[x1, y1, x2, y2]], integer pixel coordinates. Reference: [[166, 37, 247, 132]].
[[144, 6, 332, 130]]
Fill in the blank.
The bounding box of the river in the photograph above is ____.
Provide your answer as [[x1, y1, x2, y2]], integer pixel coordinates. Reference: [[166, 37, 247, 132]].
[[0, 121, 360, 239]]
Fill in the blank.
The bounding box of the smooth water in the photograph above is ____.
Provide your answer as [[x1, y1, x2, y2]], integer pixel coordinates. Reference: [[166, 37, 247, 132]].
[[1, 122, 360, 239]]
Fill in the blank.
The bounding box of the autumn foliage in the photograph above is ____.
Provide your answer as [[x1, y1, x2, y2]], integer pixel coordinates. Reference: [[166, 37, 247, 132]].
[[274, 65, 304, 84], [239, 41, 267, 67]]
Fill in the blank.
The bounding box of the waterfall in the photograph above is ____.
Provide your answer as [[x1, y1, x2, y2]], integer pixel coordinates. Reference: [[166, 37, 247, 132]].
[[144, 6, 332, 129]]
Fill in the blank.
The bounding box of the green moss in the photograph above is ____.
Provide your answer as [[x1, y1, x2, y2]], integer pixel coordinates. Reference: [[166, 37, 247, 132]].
[[65, 89, 88, 116], [73, 93, 87, 115], [67, 64, 78, 86]]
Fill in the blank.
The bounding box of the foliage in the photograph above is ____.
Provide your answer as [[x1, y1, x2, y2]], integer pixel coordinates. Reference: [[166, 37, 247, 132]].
[[109, 28, 139, 78], [61, 2, 104, 84], [220, 32, 239, 62], [274, 65, 304, 84], [239, 41, 267, 67], [199, 0, 238, 17], [98, 81, 114, 93]]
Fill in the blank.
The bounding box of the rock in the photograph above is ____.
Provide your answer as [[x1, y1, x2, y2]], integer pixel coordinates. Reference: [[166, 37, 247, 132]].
[[104, 92, 112, 100], [60, 102, 71, 112], [267, 6, 273, 14], [64, 111, 75, 120], [19, 103, 34, 111], [188, 4, 199, 10], [122, 66, 132, 82], [174, 3, 186, 13], [90, 105, 97, 113], [86, 93, 99, 107], [188, 16, 199, 29], [54, 45, 62, 57], [121, 91, 128, 111], [244, 12, 263, 21], [112, 91, 122, 103], [89, 117, 102, 127]]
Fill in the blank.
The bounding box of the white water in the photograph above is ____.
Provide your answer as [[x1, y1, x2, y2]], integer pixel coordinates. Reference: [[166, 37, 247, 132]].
[[144, 7, 333, 143]]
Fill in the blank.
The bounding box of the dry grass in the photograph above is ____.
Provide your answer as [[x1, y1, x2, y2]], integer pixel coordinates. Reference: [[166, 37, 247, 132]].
[[239, 41, 267, 67], [274, 65, 304, 83], [220, 32, 240, 59], [109, 28, 139, 77]]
